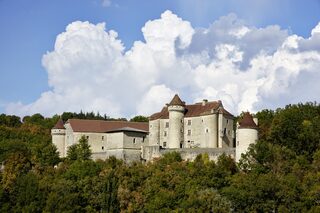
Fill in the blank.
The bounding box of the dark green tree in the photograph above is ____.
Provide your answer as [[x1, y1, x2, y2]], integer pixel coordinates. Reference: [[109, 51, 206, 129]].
[[130, 115, 149, 122]]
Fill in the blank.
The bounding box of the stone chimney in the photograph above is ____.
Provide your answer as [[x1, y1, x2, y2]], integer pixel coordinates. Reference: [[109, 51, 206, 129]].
[[202, 99, 208, 106]]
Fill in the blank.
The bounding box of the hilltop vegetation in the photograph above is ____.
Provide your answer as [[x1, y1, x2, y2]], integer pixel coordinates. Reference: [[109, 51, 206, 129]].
[[1, 103, 320, 212]]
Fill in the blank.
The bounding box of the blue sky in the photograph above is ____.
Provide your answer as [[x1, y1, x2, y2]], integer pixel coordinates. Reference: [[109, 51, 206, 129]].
[[1, 0, 320, 117]]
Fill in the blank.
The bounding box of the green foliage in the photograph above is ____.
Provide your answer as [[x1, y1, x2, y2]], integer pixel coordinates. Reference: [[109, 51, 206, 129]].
[[1, 101, 320, 211], [255, 109, 275, 140], [67, 135, 92, 162], [0, 114, 22, 127], [268, 102, 320, 157], [157, 151, 182, 165], [129, 115, 149, 122], [61, 111, 127, 122]]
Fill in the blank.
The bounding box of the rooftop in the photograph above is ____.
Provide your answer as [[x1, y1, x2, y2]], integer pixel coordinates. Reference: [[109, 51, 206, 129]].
[[150, 95, 233, 120], [238, 112, 258, 129], [64, 119, 149, 133], [169, 94, 185, 106], [53, 118, 65, 129]]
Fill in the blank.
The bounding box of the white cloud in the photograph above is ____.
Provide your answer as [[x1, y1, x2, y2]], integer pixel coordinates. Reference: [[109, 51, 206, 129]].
[[6, 11, 320, 117]]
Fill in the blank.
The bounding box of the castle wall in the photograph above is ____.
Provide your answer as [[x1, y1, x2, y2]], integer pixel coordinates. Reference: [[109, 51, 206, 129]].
[[149, 119, 160, 146], [151, 113, 235, 150], [123, 131, 148, 149], [141, 146, 236, 162], [62, 131, 147, 163], [183, 115, 218, 148], [219, 115, 234, 148], [184, 116, 202, 148], [64, 123, 75, 155], [51, 129, 66, 158], [72, 132, 108, 154], [236, 128, 258, 162], [168, 106, 184, 148], [159, 119, 169, 147]]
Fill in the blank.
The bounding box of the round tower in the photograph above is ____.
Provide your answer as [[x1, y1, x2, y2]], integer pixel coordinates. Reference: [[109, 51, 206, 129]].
[[51, 118, 66, 158], [236, 112, 258, 162], [168, 94, 185, 149]]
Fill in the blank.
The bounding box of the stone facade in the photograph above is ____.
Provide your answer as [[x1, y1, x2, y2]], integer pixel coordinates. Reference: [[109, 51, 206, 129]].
[[51, 119, 148, 162], [144, 95, 258, 162]]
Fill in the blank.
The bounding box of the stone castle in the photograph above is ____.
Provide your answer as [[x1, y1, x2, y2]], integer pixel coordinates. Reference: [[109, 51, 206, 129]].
[[52, 94, 258, 162]]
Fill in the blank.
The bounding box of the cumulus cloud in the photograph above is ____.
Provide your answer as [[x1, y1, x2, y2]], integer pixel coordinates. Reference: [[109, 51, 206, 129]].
[[6, 11, 320, 117]]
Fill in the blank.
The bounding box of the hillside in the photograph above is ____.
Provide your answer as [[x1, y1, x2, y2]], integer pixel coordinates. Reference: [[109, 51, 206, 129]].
[[0, 103, 320, 212]]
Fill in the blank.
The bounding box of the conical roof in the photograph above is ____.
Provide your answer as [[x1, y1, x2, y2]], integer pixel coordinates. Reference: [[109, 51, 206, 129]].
[[238, 112, 258, 129], [169, 94, 185, 106], [53, 118, 65, 129]]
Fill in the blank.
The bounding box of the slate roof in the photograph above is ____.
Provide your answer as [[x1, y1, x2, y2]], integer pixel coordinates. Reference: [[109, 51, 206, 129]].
[[53, 119, 65, 129], [238, 112, 258, 129], [65, 119, 149, 133], [169, 94, 185, 106], [150, 99, 233, 121]]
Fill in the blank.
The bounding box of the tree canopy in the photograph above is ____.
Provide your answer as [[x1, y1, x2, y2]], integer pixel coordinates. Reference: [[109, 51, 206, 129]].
[[1, 103, 320, 211]]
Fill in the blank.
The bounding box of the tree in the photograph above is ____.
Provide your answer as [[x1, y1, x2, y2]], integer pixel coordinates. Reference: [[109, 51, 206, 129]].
[[130, 115, 148, 122], [66, 136, 92, 162], [1, 152, 32, 191], [0, 114, 21, 128], [77, 136, 92, 161]]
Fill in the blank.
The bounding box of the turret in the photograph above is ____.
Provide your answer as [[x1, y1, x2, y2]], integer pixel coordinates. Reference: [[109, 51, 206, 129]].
[[51, 118, 66, 157], [168, 94, 185, 148], [236, 112, 258, 162]]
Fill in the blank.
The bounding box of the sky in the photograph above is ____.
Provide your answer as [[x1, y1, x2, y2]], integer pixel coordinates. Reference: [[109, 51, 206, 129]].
[[0, 0, 320, 118]]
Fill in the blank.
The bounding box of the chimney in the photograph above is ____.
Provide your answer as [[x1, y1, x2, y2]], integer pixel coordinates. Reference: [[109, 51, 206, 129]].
[[202, 99, 208, 106]]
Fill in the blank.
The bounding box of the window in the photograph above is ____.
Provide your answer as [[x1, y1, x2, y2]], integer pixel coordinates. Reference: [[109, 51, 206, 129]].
[[102, 146, 104, 150], [133, 138, 136, 144], [180, 143, 183, 148], [188, 140, 190, 143], [187, 130, 191, 136], [165, 122, 169, 128], [142, 136, 145, 143], [227, 119, 229, 124], [188, 120, 191, 125], [102, 136, 104, 140], [237, 141, 239, 146], [164, 131, 167, 137], [86, 136, 89, 140], [163, 142, 167, 147], [205, 128, 209, 133]]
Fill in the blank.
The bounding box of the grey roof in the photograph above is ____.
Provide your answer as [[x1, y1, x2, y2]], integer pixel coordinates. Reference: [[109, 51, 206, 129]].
[[105, 126, 149, 133]]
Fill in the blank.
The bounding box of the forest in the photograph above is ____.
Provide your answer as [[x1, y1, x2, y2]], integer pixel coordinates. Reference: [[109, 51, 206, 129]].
[[0, 103, 320, 212]]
